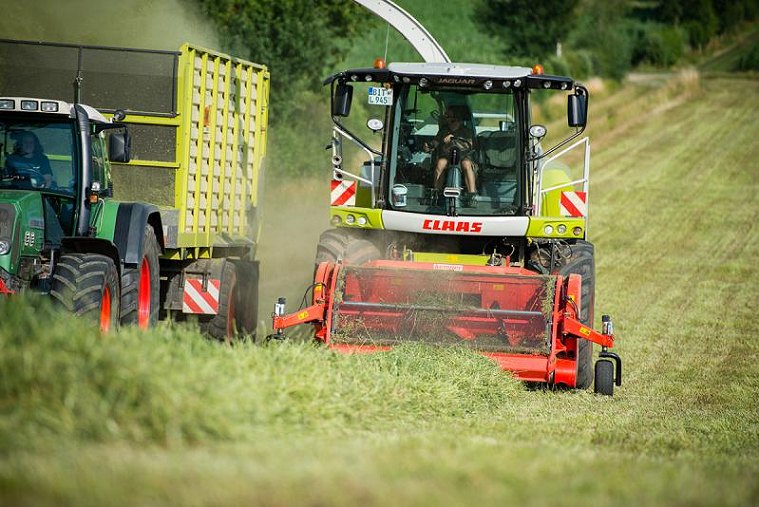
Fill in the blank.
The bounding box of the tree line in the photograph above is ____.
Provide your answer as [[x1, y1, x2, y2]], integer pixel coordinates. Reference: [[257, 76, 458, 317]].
[[193, 0, 757, 123]]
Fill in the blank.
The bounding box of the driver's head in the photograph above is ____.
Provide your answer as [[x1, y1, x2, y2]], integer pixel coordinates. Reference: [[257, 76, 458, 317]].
[[443, 106, 468, 127], [15, 132, 42, 156]]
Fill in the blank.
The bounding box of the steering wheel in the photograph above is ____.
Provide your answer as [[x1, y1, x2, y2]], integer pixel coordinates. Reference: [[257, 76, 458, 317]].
[[10, 167, 48, 188]]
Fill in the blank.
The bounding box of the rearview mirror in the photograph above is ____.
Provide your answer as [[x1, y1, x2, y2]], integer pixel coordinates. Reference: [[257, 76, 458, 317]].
[[108, 131, 131, 163], [568, 92, 588, 128], [333, 82, 353, 117]]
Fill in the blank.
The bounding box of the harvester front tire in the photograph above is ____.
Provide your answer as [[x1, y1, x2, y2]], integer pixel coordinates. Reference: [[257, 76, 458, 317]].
[[120, 225, 160, 328], [594, 359, 614, 396], [199, 261, 239, 343], [557, 240, 595, 389], [51, 253, 120, 333], [315, 228, 381, 266]]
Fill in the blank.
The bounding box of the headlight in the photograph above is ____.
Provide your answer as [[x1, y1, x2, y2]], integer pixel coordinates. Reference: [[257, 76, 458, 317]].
[[0, 240, 10, 255]]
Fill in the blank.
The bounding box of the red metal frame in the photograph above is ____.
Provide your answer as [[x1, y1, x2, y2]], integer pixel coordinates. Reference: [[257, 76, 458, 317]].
[[271, 260, 616, 388], [0, 278, 15, 295]]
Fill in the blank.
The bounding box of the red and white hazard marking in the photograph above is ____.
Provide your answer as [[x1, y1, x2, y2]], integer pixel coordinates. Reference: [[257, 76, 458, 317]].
[[183, 278, 220, 315], [560, 191, 587, 217], [331, 179, 356, 206]]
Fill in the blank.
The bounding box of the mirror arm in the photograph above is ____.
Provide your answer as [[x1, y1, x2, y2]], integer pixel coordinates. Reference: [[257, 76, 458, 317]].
[[331, 119, 382, 157], [527, 125, 586, 162]]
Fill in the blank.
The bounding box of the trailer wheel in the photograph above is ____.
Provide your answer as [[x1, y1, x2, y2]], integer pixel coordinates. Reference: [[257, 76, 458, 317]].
[[120, 225, 160, 328], [557, 240, 595, 389], [51, 253, 120, 332], [234, 260, 259, 340], [594, 359, 614, 396], [199, 261, 239, 343], [315, 228, 380, 266]]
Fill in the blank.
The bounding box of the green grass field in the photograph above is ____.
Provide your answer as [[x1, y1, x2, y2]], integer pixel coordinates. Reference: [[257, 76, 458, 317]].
[[1, 66, 757, 506]]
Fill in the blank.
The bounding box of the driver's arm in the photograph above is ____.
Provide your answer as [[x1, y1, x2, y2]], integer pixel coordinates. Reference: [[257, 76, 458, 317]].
[[40, 156, 53, 187]]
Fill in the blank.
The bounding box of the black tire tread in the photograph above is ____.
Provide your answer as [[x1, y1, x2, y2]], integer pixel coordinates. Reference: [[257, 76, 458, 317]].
[[315, 228, 381, 266], [233, 260, 259, 339], [199, 261, 237, 342], [594, 359, 614, 396], [557, 240, 595, 389], [50, 253, 119, 327]]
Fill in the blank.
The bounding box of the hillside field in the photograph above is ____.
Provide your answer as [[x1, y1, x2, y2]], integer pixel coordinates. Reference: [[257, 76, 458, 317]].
[[2, 66, 758, 507]]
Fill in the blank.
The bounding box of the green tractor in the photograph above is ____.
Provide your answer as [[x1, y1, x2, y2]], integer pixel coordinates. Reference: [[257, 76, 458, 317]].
[[0, 98, 137, 329]]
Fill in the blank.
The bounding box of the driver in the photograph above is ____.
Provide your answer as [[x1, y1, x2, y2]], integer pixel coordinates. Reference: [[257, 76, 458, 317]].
[[5, 131, 53, 187], [424, 106, 477, 205]]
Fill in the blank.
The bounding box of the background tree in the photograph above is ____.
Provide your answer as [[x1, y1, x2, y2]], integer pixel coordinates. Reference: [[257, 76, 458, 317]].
[[474, 0, 580, 60], [194, 0, 365, 122]]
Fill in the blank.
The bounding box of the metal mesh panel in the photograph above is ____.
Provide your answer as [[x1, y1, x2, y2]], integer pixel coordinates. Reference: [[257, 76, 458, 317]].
[[331, 266, 554, 354], [80, 48, 176, 114], [122, 123, 176, 162], [0, 40, 177, 115], [0, 41, 79, 102]]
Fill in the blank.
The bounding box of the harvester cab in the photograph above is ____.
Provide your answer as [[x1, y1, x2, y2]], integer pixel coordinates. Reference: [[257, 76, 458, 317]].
[[270, 1, 621, 395]]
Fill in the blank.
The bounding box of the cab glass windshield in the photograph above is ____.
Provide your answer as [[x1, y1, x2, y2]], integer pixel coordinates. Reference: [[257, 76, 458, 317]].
[[0, 118, 76, 195], [390, 86, 519, 216]]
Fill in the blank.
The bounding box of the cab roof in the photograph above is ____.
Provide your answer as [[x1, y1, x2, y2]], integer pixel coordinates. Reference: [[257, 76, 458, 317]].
[[323, 62, 574, 91]]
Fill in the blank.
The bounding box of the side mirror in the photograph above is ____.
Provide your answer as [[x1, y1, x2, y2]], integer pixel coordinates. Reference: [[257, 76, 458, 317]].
[[568, 92, 588, 128], [333, 82, 353, 117], [108, 131, 131, 163]]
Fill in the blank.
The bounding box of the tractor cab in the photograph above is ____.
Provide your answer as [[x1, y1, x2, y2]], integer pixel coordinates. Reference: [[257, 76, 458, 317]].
[[0, 98, 129, 293], [325, 61, 589, 226]]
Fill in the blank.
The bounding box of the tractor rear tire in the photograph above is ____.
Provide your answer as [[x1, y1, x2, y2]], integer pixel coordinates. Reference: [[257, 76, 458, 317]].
[[199, 261, 239, 343], [120, 225, 160, 328], [594, 359, 614, 396], [51, 253, 120, 332], [557, 240, 595, 389], [315, 228, 381, 266]]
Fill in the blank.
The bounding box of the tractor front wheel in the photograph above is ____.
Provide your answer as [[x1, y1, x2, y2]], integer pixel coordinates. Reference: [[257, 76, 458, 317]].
[[51, 253, 120, 332]]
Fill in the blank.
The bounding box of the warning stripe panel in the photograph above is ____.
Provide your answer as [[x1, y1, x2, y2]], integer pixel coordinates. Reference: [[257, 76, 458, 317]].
[[560, 191, 587, 217], [183, 278, 221, 315], [331, 180, 356, 206]]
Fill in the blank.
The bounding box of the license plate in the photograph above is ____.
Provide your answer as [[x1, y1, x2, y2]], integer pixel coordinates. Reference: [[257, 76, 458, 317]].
[[368, 86, 393, 106]]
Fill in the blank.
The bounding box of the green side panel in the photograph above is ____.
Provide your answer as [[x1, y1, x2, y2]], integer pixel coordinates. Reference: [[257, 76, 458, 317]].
[[330, 206, 384, 230], [540, 166, 573, 216], [354, 185, 373, 208], [410, 252, 491, 265], [93, 199, 120, 242], [0, 191, 45, 275]]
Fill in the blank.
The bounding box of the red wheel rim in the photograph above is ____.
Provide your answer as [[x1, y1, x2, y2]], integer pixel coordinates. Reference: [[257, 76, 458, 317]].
[[100, 286, 112, 333], [137, 257, 151, 329]]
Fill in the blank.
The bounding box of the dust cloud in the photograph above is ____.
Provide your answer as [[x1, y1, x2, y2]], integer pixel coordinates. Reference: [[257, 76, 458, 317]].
[[257, 176, 331, 338], [0, 0, 218, 50]]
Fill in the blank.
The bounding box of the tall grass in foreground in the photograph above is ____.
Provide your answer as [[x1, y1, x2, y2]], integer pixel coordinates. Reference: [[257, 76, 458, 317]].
[[0, 296, 519, 451]]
